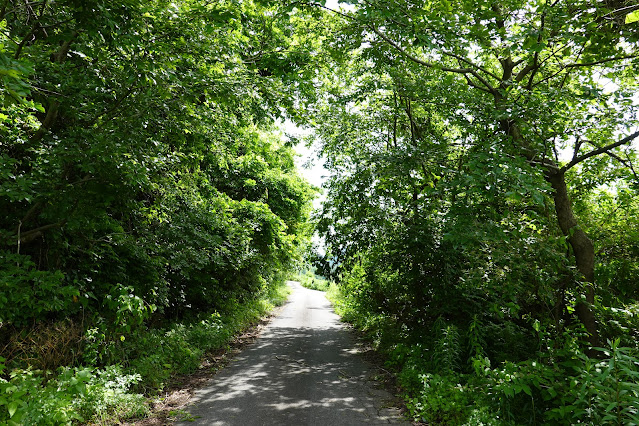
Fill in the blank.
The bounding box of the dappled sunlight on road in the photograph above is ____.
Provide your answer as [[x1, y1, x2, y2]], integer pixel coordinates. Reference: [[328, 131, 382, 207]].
[[179, 282, 406, 425]]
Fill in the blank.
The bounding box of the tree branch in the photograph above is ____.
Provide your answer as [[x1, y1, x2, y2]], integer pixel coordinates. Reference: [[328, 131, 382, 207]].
[[442, 51, 501, 81], [571, 136, 582, 164], [564, 55, 639, 69], [29, 30, 78, 144], [515, 61, 536, 82], [29, 99, 59, 143], [368, 25, 497, 93], [461, 71, 493, 93], [530, 157, 560, 171], [601, 4, 639, 20], [517, 0, 550, 87], [560, 130, 639, 173], [86, 85, 138, 128], [14, 23, 38, 59], [19, 201, 42, 225], [7, 220, 66, 244], [52, 30, 78, 63], [14, 0, 49, 59], [529, 42, 583, 88]]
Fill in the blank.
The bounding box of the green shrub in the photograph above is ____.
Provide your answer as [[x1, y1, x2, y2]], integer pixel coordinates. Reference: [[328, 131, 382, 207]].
[[547, 340, 639, 425], [0, 252, 79, 327], [0, 365, 146, 425], [74, 365, 148, 423], [431, 318, 461, 374], [264, 278, 293, 306], [186, 314, 229, 351], [407, 373, 474, 424], [326, 267, 639, 425]]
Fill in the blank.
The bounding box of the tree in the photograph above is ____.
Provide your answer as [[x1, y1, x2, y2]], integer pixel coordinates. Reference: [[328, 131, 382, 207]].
[[306, 0, 639, 348], [0, 0, 316, 328]]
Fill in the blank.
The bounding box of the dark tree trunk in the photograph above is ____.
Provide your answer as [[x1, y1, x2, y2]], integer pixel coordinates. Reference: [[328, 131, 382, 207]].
[[498, 117, 600, 350], [547, 171, 600, 350]]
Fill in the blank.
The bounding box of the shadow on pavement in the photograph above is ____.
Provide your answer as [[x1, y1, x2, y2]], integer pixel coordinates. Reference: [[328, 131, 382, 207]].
[[179, 285, 407, 425]]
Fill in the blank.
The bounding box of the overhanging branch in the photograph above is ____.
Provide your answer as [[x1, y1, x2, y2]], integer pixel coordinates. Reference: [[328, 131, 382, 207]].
[[367, 25, 497, 94], [560, 130, 639, 173], [564, 55, 639, 69]]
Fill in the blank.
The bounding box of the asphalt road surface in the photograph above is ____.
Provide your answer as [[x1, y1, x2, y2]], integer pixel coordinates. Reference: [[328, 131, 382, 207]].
[[179, 281, 408, 425]]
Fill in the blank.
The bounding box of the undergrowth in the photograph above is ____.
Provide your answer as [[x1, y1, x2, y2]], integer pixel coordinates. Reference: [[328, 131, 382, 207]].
[[0, 280, 291, 425], [327, 283, 639, 425]]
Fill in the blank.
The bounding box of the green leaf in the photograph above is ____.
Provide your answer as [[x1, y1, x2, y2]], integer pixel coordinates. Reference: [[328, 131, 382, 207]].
[[7, 401, 18, 418], [626, 10, 639, 24]]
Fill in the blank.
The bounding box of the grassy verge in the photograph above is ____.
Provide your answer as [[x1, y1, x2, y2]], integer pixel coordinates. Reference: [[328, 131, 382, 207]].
[[291, 270, 331, 292], [326, 283, 639, 425], [325, 282, 502, 424], [0, 281, 291, 425]]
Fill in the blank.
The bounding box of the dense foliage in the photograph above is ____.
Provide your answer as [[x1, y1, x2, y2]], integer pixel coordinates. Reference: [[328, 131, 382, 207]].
[[0, 0, 316, 423], [0, 0, 314, 333], [303, 0, 639, 423]]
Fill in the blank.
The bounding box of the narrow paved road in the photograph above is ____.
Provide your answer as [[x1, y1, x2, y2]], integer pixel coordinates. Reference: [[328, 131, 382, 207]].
[[179, 281, 408, 425]]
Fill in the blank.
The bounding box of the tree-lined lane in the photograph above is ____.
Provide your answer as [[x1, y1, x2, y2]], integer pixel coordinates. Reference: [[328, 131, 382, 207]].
[[180, 282, 407, 425]]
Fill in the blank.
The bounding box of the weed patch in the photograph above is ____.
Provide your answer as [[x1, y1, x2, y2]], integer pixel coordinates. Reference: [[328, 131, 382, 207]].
[[326, 282, 639, 425], [0, 280, 290, 425]]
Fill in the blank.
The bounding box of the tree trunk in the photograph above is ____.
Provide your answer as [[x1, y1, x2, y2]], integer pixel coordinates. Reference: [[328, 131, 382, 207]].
[[497, 115, 600, 350], [547, 171, 600, 350]]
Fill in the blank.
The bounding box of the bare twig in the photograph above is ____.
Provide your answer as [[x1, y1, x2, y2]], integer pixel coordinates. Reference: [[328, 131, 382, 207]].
[[17, 220, 22, 255]]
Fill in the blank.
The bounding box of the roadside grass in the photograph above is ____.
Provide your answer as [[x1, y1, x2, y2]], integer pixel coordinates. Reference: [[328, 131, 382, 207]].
[[0, 280, 291, 425], [292, 270, 331, 292], [326, 282, 639, 425]]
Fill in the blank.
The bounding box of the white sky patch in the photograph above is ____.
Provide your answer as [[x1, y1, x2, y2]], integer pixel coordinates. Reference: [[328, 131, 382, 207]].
[[278, 119, 329, 255], [297, 146, 327, 192], [325, 0, 355, 12], [278, 120, 328, 210]]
